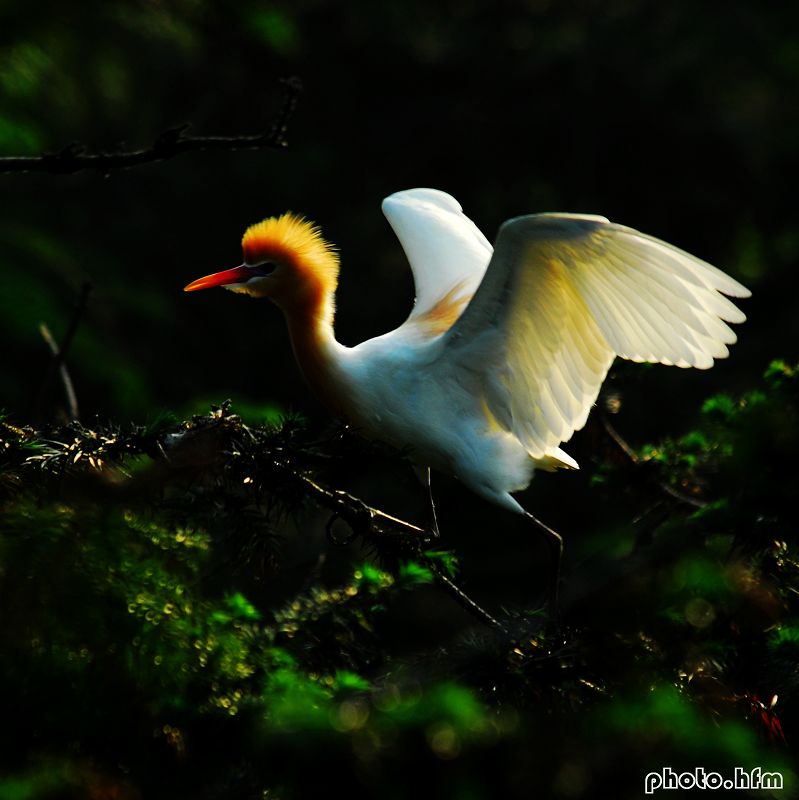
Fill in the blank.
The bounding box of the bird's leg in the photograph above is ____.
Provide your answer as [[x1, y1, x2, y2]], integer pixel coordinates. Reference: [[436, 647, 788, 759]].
[[525, 511, 563, 613], [413, 465, 440, 539]]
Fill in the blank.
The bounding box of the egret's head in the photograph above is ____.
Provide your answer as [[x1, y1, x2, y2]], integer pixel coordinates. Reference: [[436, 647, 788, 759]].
[[184, 212, 339, 312]]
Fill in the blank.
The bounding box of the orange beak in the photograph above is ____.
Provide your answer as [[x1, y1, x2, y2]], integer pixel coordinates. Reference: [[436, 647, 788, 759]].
[[183, 265, 255, 292]]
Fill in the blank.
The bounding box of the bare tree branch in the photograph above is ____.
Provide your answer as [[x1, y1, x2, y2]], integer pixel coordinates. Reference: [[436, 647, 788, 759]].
[[600, 412, 707, 509], [38, 323, 80, 421], [431, 571, 510, 634], [33, 281, 92, 423], [0, 77, 302, 175]]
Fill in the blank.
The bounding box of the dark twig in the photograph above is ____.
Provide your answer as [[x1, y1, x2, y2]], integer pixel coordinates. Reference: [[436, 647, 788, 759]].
[[431, 570, 510, 634], [250, 444, 512, 631], [279, 468, 507, 631], [658, 481, 707, 509], [253, 452, 509, 630], [270, 460, 427, 539], [0, 77, 302, 175], [600, 412, 707, 509], [33, 281, 92, 422], [600, 413, 640, 465], [38, 323, 79, 421]]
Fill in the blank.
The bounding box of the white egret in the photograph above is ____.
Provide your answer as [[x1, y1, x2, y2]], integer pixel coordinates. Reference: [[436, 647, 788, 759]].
[[184, 188, 750, 608]]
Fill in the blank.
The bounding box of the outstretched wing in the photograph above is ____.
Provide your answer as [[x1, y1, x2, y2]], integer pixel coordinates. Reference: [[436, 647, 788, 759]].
[[440, 213, 751, 460], [382, 189, 492, 336]]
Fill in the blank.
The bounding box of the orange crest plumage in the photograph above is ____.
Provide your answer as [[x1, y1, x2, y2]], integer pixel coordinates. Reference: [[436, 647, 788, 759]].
[[242, 213, 339, 289]]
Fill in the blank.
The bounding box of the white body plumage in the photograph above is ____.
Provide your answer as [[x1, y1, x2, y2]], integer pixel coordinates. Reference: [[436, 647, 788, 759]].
[[317, 189, 749, 512]]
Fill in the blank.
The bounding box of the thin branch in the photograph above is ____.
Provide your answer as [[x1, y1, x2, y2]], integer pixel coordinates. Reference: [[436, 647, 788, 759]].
[[38, 323, 79, 421], [283, 468, 427, 539], [600, 412, 707, 509], [600, 413, 640, 465], [278, 469, 507, 632], [0, 77, 302, 175], [248, 453, 507, 631], [658, 481, 707, 509], [431, 570, 509, 634], [33, 281, 92, 423]]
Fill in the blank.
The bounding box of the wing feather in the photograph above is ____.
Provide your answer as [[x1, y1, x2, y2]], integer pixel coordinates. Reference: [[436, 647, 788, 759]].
[[608, 255, 730, 359], [381, 189, 491, 330], [440, 213, 750, 460], [610, 248, 733, 343]]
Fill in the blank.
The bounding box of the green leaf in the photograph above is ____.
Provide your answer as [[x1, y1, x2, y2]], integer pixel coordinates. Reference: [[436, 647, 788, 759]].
[[334, 670, 370, 692], [398, 561, 434, 585], [423, 549, 458, 577], [701, 393, 736, 420], [225, 591, 261, 621]]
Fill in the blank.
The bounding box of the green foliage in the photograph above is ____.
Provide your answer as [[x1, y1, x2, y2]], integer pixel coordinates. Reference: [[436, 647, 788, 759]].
[[2, 367, 799, 797], [634, 361, 798, 513], [1, 406, 523, 797], [422, 548, 459, 578], [601, 685, 785, 775], [398, 560, 435, 585]]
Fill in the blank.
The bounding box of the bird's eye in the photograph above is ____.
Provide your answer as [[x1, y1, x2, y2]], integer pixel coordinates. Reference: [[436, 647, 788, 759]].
[[251, 262, 277, 277]]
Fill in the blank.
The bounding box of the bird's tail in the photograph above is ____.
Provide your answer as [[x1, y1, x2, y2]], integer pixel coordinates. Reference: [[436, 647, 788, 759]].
[[531, 448, 580, 472]]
